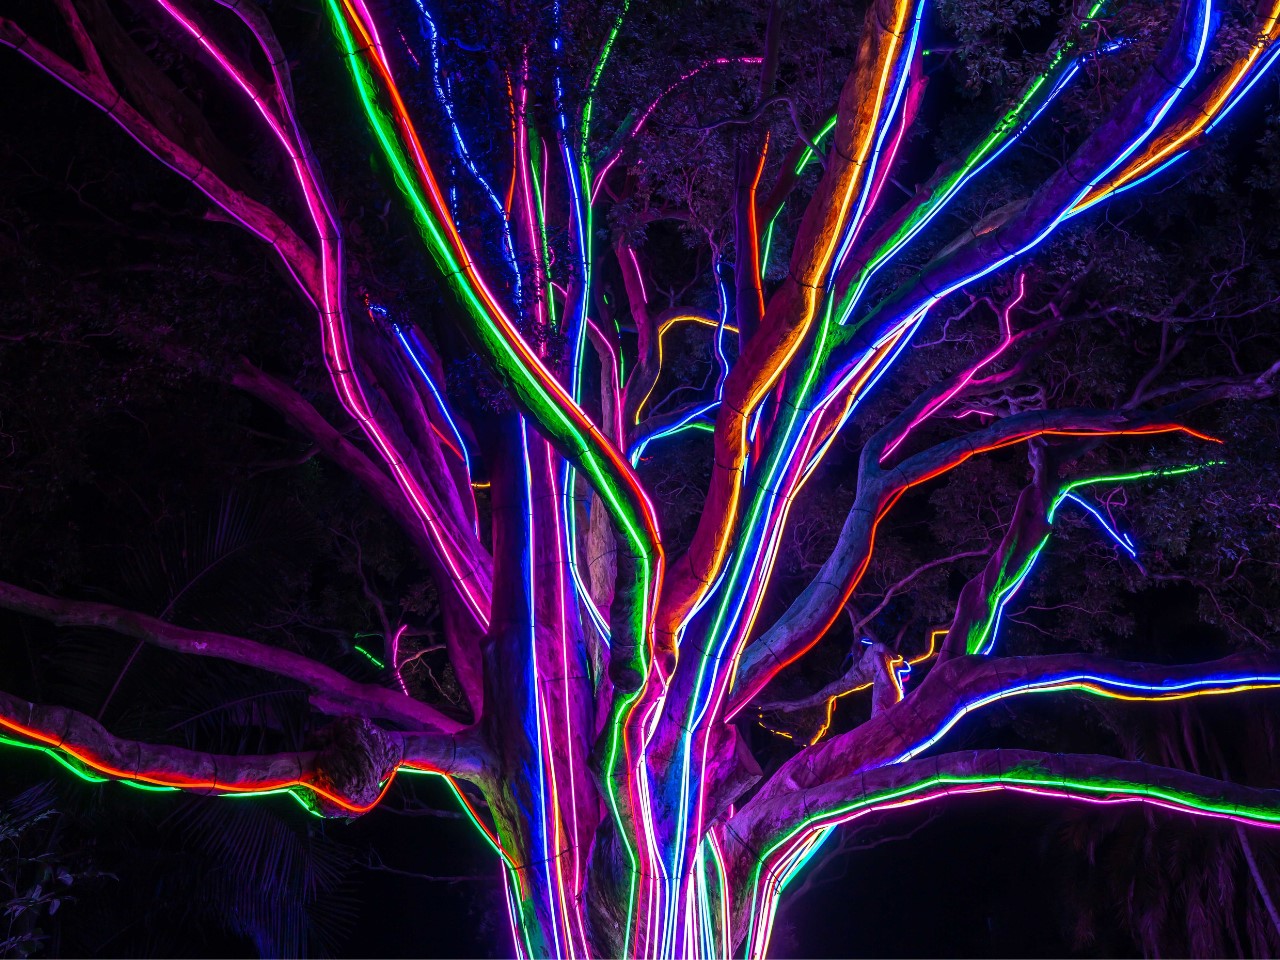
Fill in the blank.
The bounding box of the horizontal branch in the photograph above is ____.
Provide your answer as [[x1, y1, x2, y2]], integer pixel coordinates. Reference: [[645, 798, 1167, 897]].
[[724, 745, 1280, 944], [0, 580, 464, 732], [747, 649, 1280, 814], [0, 688, 487, 815]]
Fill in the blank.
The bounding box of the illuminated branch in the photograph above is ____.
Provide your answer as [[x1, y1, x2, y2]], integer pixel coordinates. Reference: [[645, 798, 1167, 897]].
[[732, 3, 783, 343], [0, 688, 487, 815], [0, 581, 465, 732], [728, 405, 1215, 713], [725, 745, 1280, 956], [936, 445, 1057, 660], [592, 56, 766, 200], [326, 0, 665, 684], [880, 272, 1028, 461], [4, 1, 507, 634], [627, 308, 728, 432], [657, 0, 925, 643], [1069, 0, 1280, 211], [755, 638, 909, 722]]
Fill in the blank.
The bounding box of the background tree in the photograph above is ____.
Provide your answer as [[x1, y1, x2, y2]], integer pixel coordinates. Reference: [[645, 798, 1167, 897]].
[[2, 0, 1280, 956]]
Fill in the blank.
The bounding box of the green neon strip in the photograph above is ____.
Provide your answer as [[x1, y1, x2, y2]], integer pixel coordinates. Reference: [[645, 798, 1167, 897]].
[[119, 780, 180, 793], [581, 0, 632, 156], [795, 115, 838, 174], [832, 1, 1109, 332], [1, 734, 109, 783], [965, 533, 1051, 655], [0, 732, 326, 815], [529, 132, 557, 328], [1049, 461, 1222, 521], [748, 764, 1280, 956], [353, 644, 385, 669], [758, 115, 836, 281], [400, 767, 515, 868]]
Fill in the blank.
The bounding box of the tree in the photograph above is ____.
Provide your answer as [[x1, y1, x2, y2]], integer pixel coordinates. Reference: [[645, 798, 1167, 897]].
[[2, 0, 1280, 955]]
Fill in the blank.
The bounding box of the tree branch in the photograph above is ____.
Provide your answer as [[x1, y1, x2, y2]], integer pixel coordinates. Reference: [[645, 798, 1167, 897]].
[[0, 580, 466, 732], [723, 745, 1280, 930], [0, 688, 488, 815], [728, 405, 1212, 713]]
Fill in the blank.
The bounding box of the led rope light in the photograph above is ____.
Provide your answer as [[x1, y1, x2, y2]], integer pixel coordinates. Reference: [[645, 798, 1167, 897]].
[[147, 0, 496, 630], [21, 0, 1280, 952], [744, 766, 1280, 958]]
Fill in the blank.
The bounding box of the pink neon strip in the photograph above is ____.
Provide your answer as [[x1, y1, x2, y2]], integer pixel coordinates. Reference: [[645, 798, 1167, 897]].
[[152, 0, 492, 629], [880, 271, 1026, 461]]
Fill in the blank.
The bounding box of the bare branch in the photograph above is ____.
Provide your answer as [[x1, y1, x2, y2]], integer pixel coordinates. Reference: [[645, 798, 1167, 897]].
[[0, 580, 466, 732]]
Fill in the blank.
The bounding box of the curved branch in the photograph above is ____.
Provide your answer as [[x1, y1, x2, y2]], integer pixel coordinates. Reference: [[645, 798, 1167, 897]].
[[748, 649, 1280, 813], [0, 580, 465, 732], [724, 746, 1280, 954], [728, 406, 1214, 713], [0, 689, 487, 816]]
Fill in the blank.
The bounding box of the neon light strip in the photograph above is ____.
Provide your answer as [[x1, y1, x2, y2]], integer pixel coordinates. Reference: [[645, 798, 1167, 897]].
[[801, 629, 947, 745], [666, 0, 927, 680], [746, 766, 1280, 957], [829, 17, 1118, 329], [151, 0, 494, 629], [879, 272, 1026, 461], [413, 0, 520, 284], [968, 461, 1219, 656], [389, 321, 474, 475], [1061, 492, 1138, 558], [633, 314, 739, 425], [896, 671, 1280, 769], [326, 4, 665, 754]]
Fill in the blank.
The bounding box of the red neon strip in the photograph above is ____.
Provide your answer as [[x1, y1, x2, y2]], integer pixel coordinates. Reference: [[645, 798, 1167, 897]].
[[728, 423, 1217, 713], [0, 712, 410, 815]]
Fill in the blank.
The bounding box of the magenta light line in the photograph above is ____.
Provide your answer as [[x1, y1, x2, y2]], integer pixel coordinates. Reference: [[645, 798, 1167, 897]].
[[880, 271, 1026, 461], [152, 0, 493, 631]]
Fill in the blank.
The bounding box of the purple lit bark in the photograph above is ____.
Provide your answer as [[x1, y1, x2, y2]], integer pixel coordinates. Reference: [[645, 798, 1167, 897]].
[[0, 580, 462, 731], [722, 747, 1280, 927], [3, 0, 1279, 956]]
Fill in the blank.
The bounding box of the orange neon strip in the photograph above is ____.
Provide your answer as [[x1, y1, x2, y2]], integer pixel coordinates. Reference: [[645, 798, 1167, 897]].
[[0, 711, 407, 815], [1074, 0, 1280, 211], [633, 315, 742, 424]]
